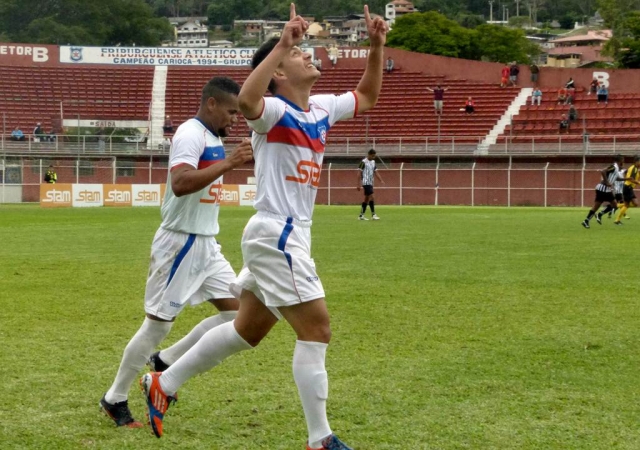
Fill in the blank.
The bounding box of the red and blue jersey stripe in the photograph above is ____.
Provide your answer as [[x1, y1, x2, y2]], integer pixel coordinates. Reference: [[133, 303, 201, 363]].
[[267, 112, 331, 154], [198, 145, 225, 169]]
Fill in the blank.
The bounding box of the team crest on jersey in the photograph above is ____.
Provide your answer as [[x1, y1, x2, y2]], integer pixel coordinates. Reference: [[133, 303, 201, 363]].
[[70, 47, 83, 62], [318, 125, 327, 144]]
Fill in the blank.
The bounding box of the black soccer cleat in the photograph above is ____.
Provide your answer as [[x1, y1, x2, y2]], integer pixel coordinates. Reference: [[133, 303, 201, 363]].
[[148, 351, 171, 372], [100, 395, 143, 428], [596, 213, 603, 225], [581, 220, 590, 229]]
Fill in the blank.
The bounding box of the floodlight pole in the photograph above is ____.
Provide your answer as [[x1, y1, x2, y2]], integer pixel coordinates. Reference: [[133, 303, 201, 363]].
[[489, 0, 494, 22]]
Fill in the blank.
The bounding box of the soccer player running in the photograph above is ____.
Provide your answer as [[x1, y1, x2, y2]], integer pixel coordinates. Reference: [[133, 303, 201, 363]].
[[357, 148, 384, 220], [614, 155, 640, 225], [140, 4, 387, 449], [100, 77, 253, 427], [608, 163, 626, 219], [582, 154, 626, 229]]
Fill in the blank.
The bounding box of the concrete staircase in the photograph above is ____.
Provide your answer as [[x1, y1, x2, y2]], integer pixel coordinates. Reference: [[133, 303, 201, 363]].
[[148, 65, 168, 149], [476, 87, 532, 155]]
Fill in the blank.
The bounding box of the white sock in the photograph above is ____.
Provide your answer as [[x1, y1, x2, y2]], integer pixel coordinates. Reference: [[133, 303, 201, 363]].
[[159, 321, 251, 396], [159, 311, 237, 365], [105, 318, 173, 404], [293, 340, 332, 449]]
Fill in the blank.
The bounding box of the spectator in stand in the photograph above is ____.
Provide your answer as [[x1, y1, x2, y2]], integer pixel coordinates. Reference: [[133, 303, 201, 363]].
[[509, 62, 520, 87], [426, 84, 449, 115], [588, 78, 599, 95], [162, 115, 174, 133], [328, 45, 338, 67], [597, 83, 609, 104], [464, 96, 475, 114], [530, 63, 540, 83], [565, 77, 575, 89], [531, 88, 542, 106], [565, 87, 576, 105], [11, 126, 25, 141], [314, 58, 322, 71], [559, 114, 570, 134], [557, 87, 568, 104], [386, 57, 394, 74], [47, 128, 57, 142], [500, 64, 510, 87], [33, 122, 46, 142], [568, 104, 578, 122]]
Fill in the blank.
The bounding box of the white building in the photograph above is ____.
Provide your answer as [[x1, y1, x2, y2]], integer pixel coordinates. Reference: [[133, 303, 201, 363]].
[[174, 20, 209, 48], [385, 0, 418, 27]]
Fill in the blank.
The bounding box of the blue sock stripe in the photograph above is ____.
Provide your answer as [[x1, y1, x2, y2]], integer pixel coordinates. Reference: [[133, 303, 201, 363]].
[[166, 233, 196, 286]]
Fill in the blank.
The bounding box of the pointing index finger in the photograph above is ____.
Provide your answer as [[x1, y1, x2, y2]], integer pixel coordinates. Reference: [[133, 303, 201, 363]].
[[290, 3, 297, 20], [364, 5, 371, 24]]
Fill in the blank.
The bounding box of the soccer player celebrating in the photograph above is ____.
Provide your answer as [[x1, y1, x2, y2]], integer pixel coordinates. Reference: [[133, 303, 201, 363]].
[[614, 155, 640, 224], [100, 77, 253, 427], [140, 4, 388, 449]]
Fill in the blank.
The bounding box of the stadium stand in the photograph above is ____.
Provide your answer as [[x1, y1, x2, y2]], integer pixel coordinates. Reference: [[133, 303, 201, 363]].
[[165, 66, 520, 147], [2, 62, 635, 156], [0, 65, 154, 132], [501, 88, 640, 144]]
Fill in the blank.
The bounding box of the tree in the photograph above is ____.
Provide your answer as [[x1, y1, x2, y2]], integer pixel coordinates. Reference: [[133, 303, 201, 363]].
[[598, 0, 640, 29], [471, 24, 538, 63], [605, 10, 640, 68], [386, 11, 475, 59], [455, 12, 484, 28], [0, 0, 172, 46]]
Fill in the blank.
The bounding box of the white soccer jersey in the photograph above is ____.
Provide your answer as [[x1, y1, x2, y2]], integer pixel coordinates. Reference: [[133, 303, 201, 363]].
[[596, 163, 620, 193], [359, 158, 376, 186], [246, 93, 357, 221], [160, 118, 226, 236], [615, 169, 625, 194]]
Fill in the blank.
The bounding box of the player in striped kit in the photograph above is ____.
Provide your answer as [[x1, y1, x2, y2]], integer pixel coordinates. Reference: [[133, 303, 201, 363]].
[[608, 164, 626, 219], [357, 148, 384, 220], [100, 77, 253, 428], [582, 155, 625, 228], [614, 155, 640, 224], [140, 4, 388, 449]]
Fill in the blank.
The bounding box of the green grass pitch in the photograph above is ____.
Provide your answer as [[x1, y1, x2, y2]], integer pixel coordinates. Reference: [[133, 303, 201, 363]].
[[1, 204, 639, 449]]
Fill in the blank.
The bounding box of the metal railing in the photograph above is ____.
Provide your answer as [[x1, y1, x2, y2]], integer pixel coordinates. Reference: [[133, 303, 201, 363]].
[[0, 134, 171, 155], [2, 133, 640, 157]]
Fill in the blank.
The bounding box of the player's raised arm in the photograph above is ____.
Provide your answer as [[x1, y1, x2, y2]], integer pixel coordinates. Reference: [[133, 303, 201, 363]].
[[238, 3, 309, 118], [354, 5, 388, 114]]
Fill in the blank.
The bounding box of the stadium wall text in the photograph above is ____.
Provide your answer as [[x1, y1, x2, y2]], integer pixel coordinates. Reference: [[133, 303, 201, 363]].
[[39, 183, 256, 208]]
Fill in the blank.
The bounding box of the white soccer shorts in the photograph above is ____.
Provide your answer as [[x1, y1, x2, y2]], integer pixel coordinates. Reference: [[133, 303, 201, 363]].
[[230, 212, 325, 311], [144, 227, 236, 320]]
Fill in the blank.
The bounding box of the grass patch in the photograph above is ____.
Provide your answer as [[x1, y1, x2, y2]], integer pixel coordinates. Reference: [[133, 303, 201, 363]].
[[1, 204, 639, 449]]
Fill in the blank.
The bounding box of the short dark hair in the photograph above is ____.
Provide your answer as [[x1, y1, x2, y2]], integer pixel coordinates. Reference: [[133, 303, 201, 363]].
[[368, 149, 376, 155], [201, 77, 240, 105], [614, 154, 624, 162], [251, 38, 280, 94], [634, 155, 640, 162]]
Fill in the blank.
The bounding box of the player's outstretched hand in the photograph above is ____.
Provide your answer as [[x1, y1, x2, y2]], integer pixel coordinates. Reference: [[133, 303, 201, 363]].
[[357, 186, 361, 191], [364, 5, 388, 48], [280, 3, 309, 49], [228, 139, 253, 167]]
